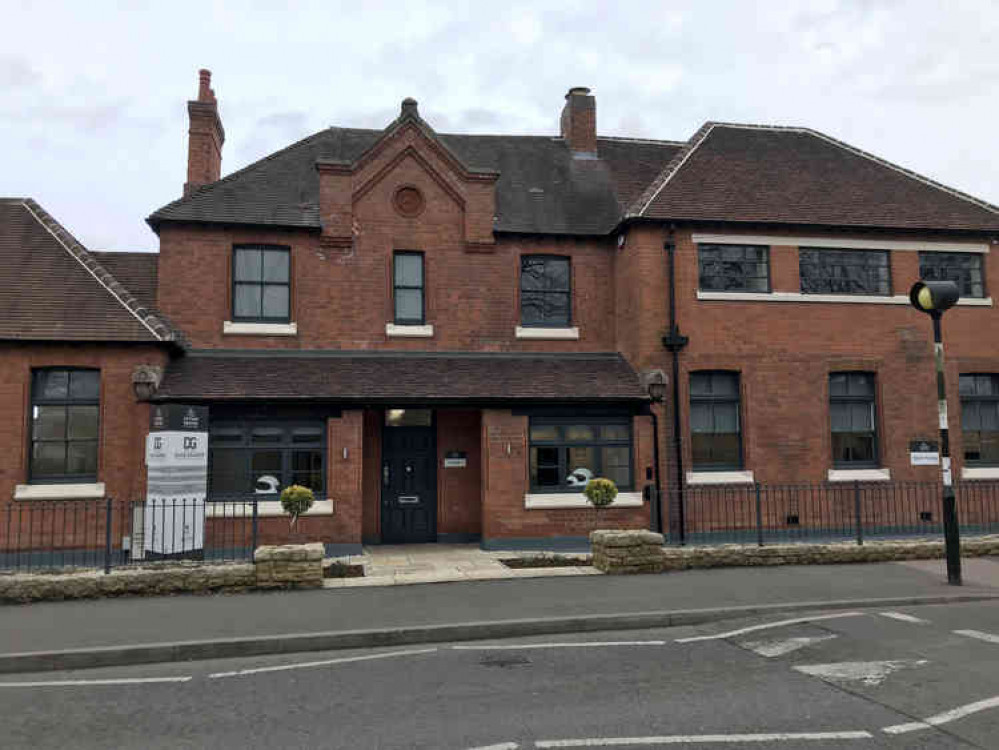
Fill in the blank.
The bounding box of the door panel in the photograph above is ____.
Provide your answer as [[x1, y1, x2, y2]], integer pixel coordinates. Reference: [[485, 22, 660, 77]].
[[381, 426, 436, 543]]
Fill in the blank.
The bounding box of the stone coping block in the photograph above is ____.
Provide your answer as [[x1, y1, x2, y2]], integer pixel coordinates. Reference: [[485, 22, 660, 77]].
[[254, 543, 325, 563], [590, 530, 665, 548], [254, 543, 324, 590]]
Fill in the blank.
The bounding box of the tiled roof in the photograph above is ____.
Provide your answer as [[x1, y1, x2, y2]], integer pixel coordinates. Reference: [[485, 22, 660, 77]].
[[147, 128, 680, 235], [91, 251, 159, 310], [155, 350, 648, 403], [629, 123, 999, 232], [0, 199, 177, 343]]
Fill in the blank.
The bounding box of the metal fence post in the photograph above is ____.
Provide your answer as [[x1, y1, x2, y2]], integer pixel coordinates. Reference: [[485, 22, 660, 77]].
[[251, 496, 259, 556], [103, 496, 113, 574], [755, 482, 764, 547], [854, 481, 863, 546]]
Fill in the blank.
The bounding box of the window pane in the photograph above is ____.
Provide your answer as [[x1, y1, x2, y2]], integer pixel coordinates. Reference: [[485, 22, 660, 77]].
[[69, 370, 99, 400], [690, 373, 711, 397], [291, 450, 323, 492], [210, 450, 248, 495], [712, 402, 739, 434], [919, 252, 984, 298], [251, 427, 284, 444], [692, 433, 740, 469], [530, 446, 561, 487], [847, 372, 874, 396], [601, 446, 631, 487], [37, 370, 68, 400], [849, 402, 873, 432], [234, 249, 261, 282], [982, 401, 999, 432], [529, 425, 560, 442], [32, 406, 66, 440], [67, 405, 99, 440], [262, 284, 289, 319], [394, 254, 423, 287], [800, 249, 890, 295], [830, 403, 852, 433], [31, 442, 66, 478], [384, 409, 432, 427], [262, 250, 289, 282], [234, 283, 262, 319], [829, 373, 848, 397], [211, 428, 244, 445], [600, 424, 630, 441], [521, 290, 569, 326], [251, 451, 282, 493], [710, 372, 739, 397], [566, 446, 595, 488], [690, 402, 713, 433], [564, 425, 595, 441], [292, 426, 324, 444], [698, 244, 770, 292], [833, 433, 875, 465], [395, 288, 423, 322], [66, 441, 98, 476]]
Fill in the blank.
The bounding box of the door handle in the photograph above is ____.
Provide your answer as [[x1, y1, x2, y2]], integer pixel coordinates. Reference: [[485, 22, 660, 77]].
[[398, 496, 420, 505], [382, 463, 390, 487]]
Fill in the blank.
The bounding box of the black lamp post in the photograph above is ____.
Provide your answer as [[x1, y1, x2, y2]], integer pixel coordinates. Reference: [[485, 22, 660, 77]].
[[909, 279, 962, 586], [646, 372, 666, 535]]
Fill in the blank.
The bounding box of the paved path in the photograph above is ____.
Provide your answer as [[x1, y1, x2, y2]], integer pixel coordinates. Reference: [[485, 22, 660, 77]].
[[1, 560, 996, 656]]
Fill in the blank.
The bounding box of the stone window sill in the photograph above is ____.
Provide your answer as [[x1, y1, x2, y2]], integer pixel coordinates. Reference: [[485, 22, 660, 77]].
[[223, 321, 298, 336], [686, 470, 755, 485], [696, 291, 993, 307], [515, 326, 580, 340], [385, 323, 434, 338], [205, 499, 335, 518], [961, 466, 999, 480], [14, 483, 106, 501], [524, 492, 643, 509], [827, 468, 891, 482]]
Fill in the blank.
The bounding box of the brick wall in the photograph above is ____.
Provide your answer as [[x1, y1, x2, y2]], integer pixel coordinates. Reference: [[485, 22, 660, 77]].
[[437, 410, 482, 537]]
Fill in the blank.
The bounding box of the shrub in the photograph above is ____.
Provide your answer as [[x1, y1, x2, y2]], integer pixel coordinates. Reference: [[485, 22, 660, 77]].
[[280, 485, 315, 529], [584, 477, 618, 508]]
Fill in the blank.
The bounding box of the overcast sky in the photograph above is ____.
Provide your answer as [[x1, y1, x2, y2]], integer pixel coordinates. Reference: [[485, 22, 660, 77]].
[[2, 0, 997, 251]]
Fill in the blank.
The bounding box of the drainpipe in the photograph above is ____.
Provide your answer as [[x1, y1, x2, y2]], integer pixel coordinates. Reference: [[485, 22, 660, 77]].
[[662, 228, 689, 544]]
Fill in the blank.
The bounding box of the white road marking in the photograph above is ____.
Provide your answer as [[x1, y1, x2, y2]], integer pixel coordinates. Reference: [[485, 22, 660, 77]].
[[883, 695, 999, 734], [535, 731, 873, 746], [452, 641, 666, 651], [878, 612, 929, 624], [675, 612, 864, 643], [466, 744, 519, 750], [208, 647, 438, 679], [740, 634, 837, 657], [0, 676, 192, 688], [955, 629, 999, 645], [794, 660, 928, 686]]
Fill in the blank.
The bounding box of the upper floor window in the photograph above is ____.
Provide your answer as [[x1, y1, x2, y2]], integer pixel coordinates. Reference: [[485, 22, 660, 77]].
[[960, 374, 999, 466], [919, 252, 984, 299], [393, 252, 425, 325], [690, 371, 742, 470], [830, 372, 878, 467], [209, 420, 324, 498], [800, 248, 890, 296], [233, 246, 290, 323], [521, 255, 570, 327], [30, 369, 100, 483], [698, 244, 770, 293], [529, 418, 632, 492]]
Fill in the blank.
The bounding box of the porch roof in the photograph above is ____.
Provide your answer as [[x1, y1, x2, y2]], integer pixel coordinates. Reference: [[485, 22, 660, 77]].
[[154, 350, 649, 404]]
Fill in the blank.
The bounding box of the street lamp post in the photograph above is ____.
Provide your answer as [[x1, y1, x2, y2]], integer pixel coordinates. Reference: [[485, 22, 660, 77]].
[[646, 373, 666, 535], [909, 280, 962, 586]]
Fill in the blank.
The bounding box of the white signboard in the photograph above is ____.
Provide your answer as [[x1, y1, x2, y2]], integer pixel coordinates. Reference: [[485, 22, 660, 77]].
[[909, 439, 940, 466], [145, 430, 208, 554]]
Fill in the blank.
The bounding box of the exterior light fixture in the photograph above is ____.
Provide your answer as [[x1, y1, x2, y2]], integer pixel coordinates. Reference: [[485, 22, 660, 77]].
[[642, 369, 667, 534], [909, 279, 961, 585]]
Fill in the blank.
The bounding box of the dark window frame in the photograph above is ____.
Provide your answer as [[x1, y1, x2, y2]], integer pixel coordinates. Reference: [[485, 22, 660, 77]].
[[520, 254, 572, 328], [960, 373, 999, 466], [689, 371, 743, 471], [697, 244, 771, 293], [208, 419, 325, 499], [393, 251, 425, 325], [919, 252, 985, 299], [829, 371, 879, 469], [29, 368, 100, 484], [528, 416, 633, 493], [799, 248, 892, 296], [231, 245, 292, 324]]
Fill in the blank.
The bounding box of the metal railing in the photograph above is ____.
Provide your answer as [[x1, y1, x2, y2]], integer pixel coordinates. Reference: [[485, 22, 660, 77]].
[[666, 479, 999, 546]]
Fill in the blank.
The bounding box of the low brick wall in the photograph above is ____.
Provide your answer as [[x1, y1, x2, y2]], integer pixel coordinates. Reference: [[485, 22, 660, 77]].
[[253, 543, 324, 589], [0, 562, 255, 604], [591, 530, 666, 574], [662, 535, 999, 571]]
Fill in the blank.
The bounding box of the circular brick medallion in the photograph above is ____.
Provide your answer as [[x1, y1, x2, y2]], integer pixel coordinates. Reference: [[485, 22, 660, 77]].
[[393, 186, 425, 218]]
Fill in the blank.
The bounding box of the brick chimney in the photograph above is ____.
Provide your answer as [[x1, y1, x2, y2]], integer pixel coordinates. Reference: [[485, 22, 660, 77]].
[[560, 86, 597, 156], [184, 69, 225, 197]]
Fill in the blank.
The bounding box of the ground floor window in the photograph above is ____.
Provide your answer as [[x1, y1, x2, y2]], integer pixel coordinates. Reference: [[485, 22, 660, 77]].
[[528, 417, 632, 492], [209, 420, 324, 498], [961, 374, 999, 466], [30, 368, 100, 483]]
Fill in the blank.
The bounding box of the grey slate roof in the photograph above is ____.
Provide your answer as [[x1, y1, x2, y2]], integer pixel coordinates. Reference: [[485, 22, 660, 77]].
[[91, 251, 159, 311], [0, 199, 176, 343], [148, 128, 680, 235], [155, 350, 648, 403]]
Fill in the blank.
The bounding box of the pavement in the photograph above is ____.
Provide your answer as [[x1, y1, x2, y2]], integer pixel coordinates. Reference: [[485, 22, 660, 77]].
[[2, 599, 998, 749], [1, 557, 998, 674]]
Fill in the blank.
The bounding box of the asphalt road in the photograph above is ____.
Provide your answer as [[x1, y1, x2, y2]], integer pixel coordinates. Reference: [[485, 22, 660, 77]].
[[2, 600, 998, 749]]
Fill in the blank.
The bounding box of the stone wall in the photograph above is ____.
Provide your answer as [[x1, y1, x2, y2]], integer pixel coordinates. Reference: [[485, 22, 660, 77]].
[[591, 530, 665, 574], [253, 543, 324, 588]]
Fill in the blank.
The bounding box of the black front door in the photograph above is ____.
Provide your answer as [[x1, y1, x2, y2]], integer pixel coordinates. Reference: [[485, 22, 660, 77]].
[[381, 424, 437, 543]]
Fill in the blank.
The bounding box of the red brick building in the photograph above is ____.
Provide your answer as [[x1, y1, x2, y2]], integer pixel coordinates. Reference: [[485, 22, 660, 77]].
[[3, 70, 998, 552]]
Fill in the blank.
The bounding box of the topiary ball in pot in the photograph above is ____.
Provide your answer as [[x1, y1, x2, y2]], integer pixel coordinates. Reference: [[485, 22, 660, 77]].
[[584, 477, 618, 509], [280, 484, 315, 529]]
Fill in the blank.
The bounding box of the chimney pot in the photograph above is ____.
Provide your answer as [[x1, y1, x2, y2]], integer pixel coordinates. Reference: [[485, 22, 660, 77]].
[[401, 97, 419, 117], [566, 86, 591, 99], [198, 69, 212, 102]]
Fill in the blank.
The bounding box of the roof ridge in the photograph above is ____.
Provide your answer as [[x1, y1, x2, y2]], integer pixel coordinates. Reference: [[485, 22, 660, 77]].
[[627, 122, 716, 217], [598, 135, 687, 146], [703, 122, 999, 216], [148, 127, 336, 224], [20, 199, 176, 342]]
